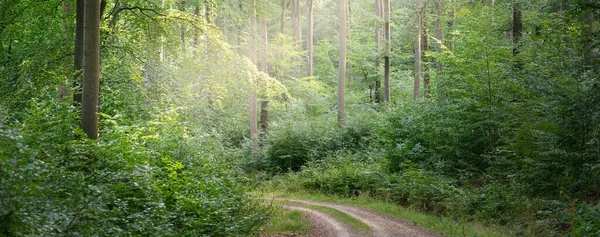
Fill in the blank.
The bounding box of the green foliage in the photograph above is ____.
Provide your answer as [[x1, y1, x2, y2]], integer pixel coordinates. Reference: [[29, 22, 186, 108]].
[[0, 98, 269, 236]]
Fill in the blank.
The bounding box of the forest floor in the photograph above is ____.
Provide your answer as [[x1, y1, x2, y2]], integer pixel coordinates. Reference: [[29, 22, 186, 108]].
[[262, 197, 442, 237]]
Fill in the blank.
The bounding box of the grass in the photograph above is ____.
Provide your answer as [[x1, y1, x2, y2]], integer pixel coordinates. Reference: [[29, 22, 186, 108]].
[[272, 199, 371, 232], [261, 207, 309, 235], [256, 190, 515, 237]]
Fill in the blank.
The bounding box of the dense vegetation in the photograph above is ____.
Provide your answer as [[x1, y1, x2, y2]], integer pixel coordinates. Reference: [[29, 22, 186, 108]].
[[1, 0, 598, 236]]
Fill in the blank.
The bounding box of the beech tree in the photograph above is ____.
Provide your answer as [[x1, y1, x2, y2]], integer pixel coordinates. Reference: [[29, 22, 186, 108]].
[[383, 0, 391, 104], [81, 0, 101, 139], [374, 0, 383, 103], [307, 0, 314, 76], [512, 0, 522, 56], [338, 0, 347, 127], [414, 3, 422, 100], [248, 2, 258, 143], [259, 15, 269, 136]]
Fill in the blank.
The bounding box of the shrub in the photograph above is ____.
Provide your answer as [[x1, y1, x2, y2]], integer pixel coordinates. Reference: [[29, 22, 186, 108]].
[[0, 100, 269, 236]]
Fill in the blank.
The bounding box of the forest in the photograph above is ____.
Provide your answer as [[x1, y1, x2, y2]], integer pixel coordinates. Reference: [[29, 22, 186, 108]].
[[0, 0, 598, 236]]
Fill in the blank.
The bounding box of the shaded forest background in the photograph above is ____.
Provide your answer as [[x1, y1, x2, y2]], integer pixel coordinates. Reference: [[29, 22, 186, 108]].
[[0, 0, 599, 236]]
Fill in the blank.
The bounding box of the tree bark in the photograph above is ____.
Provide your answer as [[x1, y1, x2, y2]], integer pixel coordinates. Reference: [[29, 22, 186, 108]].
[[512, 0, 522, 56], [338, 0, 347, 127], [383, 0, 391, 104], [306, 0, 314, 76], [81, 0, 101, 139]]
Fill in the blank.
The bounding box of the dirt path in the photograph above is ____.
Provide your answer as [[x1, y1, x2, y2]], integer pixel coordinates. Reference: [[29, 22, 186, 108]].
[[265, 197, 442, 237], [283, 205, 352, 237]]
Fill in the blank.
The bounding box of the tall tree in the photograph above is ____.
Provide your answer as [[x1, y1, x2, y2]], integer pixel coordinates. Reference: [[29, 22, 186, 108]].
[[383, 0, 391, 104], [81, 0, 101, 139], [512, 0, 522, 56], [338, 0, 347, 127], [414, 9, 422, 100], [447, 0, 455, 51], [281, 0, 288, 34], [248, 3, 258, 144], [584, 10, 596, 65], [292, 0, 301, 43], [374, 0, 383, 103], [347, 0, 353, 81], [306, 0, 314, 76], [422, 8, 431, 98], [433, 0, 443, 53], [259, 15, 269, 137]]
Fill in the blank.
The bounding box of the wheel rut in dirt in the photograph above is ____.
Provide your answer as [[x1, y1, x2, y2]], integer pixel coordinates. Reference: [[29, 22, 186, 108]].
[[266, 197, 442, 237]]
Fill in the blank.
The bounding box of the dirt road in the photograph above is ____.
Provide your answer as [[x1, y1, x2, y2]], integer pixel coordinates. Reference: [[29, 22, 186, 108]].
[[265, 197, 442, 237]]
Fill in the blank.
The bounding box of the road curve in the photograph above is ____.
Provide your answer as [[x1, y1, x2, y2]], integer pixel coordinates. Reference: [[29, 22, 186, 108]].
[[266, 197, 442, 237]]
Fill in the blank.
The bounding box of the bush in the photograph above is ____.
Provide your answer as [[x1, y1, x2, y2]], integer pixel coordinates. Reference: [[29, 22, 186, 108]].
[[0, 100, 269, 236]]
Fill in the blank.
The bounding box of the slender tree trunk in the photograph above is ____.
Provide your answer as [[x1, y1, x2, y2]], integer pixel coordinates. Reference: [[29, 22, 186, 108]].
[[292, 0, 302, 77], [160, 0, 166, 62], [259, 16, 269, 137], [347, 0, 353, 81], [248, 4, 258, 143], [512, 0, 522, 56], [448, 0, 455, 51], [422, 11, 430, 98], [414, 16, 422, 100], [338, 0, 347, 127], [434, 0, 443, 53], [59, 0, 73, 102], [81, 0, 101, 139], [73, 0, 84, 103], [374, 0, 382, 103], [306, 0, 314, 76], [281, 0, 287, 34], [584, 11, 595, 65], [292, 0, 302, 43], [383, 0, 391, 104]]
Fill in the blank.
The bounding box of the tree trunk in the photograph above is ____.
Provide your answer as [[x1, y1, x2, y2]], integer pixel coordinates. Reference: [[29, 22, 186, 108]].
[[347, 0, 353, 81], [422, 11, 430, 98], [383, 0, 391, 104], [338, 0, 347, 127], [73, 0, 84, 104], [584, 11, 595, 65], [448, 0, 455, 51], [414, 17, 422, 100], [374, 0, 382, 103], [248, 4, 258, 143], [281, 0, 287, 34], [306, 0, 314, 76], [434, 0, 443, 53], [81, 0, 101, 140], [512, 0, 522, 56], [292, 0, 302, 43], [259, 16, 269, 136]]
